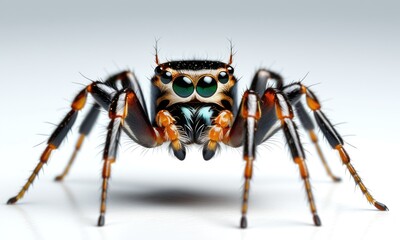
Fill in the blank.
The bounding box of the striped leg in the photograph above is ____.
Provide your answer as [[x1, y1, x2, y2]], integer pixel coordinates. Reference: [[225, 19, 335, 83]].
[[7, 85, 91, 204], [231, 89, 320, 228], [98, 87, 164, 226], [97, 91, 126, 226], [238, 91, 261, 228], [54, 71, 143, 181], [315, 111, 388, 211], [295, 102, 341, 182], [265, 89, 321, 226], [54, 104, 100, 181], [285, 83, 388, 211]]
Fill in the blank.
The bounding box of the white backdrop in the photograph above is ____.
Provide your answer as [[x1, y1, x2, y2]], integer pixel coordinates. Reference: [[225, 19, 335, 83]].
[[1, 0, 399, 239]]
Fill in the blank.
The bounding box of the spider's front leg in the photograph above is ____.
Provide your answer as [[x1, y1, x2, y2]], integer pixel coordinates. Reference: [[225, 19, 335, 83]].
[[251, 69, 340, 182], [226, 89, 321, 228], [237, 91, 261, 229], [54, 71, 141, 181], [293, 102, 341, 182], [97, 87, 163, 226], [265, 89, 321, 226], [7, 70, 164, 227]]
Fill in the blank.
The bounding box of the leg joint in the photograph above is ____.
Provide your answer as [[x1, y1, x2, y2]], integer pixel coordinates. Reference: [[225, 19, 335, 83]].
[[335, 145, 350, 164], [241, 91, 261, 120], [295, 157, 309, 178]]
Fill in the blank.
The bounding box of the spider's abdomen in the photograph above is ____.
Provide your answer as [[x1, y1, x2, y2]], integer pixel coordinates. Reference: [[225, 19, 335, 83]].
[[166, 103, 224, 144]]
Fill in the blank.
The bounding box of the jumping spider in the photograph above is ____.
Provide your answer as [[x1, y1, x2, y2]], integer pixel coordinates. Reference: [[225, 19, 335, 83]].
[[7, 47, 388, 228]]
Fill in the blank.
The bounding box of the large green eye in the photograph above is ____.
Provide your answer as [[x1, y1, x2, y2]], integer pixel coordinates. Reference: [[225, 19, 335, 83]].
[[173, 76, 194, 97], [197, 76, 217, 98]]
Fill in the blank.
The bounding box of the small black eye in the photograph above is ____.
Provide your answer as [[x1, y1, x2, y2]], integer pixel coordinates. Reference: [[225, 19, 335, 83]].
[[197, 76, 217, 98], [227, 66, 234, 74], [218, 71, 229, 84], [161, 71, 173, 84], [173, 76, 194, 98], [154, 66, 163, 75]]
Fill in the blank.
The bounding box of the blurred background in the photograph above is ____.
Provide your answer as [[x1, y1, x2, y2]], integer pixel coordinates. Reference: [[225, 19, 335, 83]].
[[1, 0, 399, 239]]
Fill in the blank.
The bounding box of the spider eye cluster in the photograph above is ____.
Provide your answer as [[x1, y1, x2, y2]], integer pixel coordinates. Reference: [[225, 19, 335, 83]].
[[154, 65, 234, 98]]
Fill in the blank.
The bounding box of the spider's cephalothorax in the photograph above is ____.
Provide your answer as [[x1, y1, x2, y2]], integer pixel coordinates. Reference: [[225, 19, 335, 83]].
[[7, 49, 388, 228], [150, 60, 237, 159]]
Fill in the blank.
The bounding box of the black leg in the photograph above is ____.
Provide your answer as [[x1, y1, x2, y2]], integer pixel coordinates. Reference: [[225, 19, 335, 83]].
[[295, 102, 341, 182], [238, 90, 261, 229], [314, 109, 388, 210], [54, 104, 100, 181], [97, 90, 126, 227], [249, 69, 284, 96], [263, 88, 321, 226], [228, 69, 282, 148], [54, 70, 154, 181], [7, 85, 91, 204], [228, 87, 321, 228], [98, 87, 166, 226], [284, 83, 388, 211], [284, 83, 341, 182]]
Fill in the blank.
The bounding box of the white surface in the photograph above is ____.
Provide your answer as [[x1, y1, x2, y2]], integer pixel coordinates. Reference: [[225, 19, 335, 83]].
[[1, 0, 399, 239], [1, 141, 398, 240]]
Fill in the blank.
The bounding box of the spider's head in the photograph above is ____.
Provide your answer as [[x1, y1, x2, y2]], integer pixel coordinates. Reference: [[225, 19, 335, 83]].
[[151, 60, 237, 109]]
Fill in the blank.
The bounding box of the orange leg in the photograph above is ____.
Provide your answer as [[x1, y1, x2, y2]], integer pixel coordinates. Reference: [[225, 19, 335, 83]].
[[54, 134, 85, 181], [335, 145, 387, 210], [309, 130, 341, 182]]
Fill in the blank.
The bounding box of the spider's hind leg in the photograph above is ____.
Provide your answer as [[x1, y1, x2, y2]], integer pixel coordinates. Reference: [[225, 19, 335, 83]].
[[54, 104, 100, 181], [7, 85, 92, 204], [264, 88, 322, 226], [236, 91, 261, 229], [284, 83, 388, 211], [54, 71, 141, 181], [228, 88, 321, 228], [294, 101, 341, 182]]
